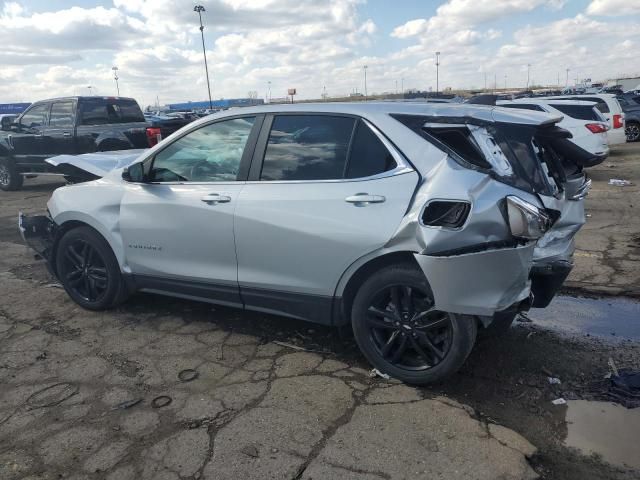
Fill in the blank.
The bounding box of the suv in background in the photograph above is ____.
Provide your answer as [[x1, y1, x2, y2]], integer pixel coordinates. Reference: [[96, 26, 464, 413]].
[[0, 96, 151, 190], [616, 93, 640, 142], [538, 94, 626, 145], [498, 99, 609, 162]]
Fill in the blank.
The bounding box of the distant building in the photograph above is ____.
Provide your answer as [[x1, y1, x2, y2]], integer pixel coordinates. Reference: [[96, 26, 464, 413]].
[[606, 76, 640, 92], [0, 103, 31, 114], [166, 98, 264, 111]]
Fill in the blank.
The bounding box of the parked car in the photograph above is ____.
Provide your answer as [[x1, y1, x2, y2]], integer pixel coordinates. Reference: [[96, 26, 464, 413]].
[[143, 113, 194, 147], [0, 96, 152, 191], [497, 99, 609, 162], [538, 94, 626, 146], [616, 93, 640, 142], [19, 102, 595, 384]]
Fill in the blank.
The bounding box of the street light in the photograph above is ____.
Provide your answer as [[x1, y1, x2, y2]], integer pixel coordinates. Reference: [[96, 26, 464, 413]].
[[87, 85, 93, 95], [267, 81, 271, 103], [435, 52, 440, 96], [565, 68, 570, 87], [526, 64, 531, 90], [112, 66, 120, 96], [363, 65, 368, 100], [194, 5, 213, 110]]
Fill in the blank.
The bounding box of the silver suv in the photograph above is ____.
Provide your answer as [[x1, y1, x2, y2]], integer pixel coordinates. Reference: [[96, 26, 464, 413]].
[[19, 102, 593, 384]]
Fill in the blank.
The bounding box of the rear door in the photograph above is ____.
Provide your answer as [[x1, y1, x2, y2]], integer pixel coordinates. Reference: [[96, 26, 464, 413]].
[[44, 100, 77, 155], [234, 114, 419, 321]]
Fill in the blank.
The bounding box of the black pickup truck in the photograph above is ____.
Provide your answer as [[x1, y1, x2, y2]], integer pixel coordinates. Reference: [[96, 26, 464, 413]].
[[0, 96, 156, 191]]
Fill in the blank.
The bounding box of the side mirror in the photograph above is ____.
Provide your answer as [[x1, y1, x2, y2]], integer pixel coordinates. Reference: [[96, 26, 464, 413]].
[[1, 118, 15, 131], [122, 162, 145, 182]]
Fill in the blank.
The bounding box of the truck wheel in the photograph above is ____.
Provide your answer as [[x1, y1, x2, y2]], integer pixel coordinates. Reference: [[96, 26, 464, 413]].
[[351, 264, 477, 385], [626, 122, 640, 142], [0, 158, 24, 191], [55, 226, 126, 310]]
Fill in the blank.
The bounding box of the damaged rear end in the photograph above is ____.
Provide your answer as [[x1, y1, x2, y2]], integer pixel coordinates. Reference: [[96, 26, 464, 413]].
[[392, 105, 594, 324]]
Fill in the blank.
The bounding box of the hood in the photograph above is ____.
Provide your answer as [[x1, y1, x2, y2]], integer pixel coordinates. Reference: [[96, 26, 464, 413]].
[[46, 149, 147, 179]]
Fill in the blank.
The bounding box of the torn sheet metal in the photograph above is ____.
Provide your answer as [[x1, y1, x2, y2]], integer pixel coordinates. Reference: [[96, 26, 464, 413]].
[[414, 243, 535, 316], [46, 149, 147, 178]]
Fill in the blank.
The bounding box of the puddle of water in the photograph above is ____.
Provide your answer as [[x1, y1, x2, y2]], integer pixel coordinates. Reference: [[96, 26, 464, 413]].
[[528, 295, 640, 341], [565, 400, 640, 470]]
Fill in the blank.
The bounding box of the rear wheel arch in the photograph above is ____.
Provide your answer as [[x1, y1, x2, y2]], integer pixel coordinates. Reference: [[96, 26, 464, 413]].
[[337, 251, 420, 325]]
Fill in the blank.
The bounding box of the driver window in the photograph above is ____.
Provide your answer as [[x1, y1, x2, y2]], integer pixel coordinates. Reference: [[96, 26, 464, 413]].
[[20, 104, 50, 129], [150, 117, 256, 182]]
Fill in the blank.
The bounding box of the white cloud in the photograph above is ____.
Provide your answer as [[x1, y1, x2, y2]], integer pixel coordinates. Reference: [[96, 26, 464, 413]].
[[586, 0, 640, 16]]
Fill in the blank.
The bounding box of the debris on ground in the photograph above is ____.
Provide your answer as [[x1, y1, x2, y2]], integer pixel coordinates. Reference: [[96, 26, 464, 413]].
[[272, 340, 325, 353], [178, 369, 199, 382], [552, 398, 567, 405], [26, 382, 79, 409], [608, 179, 633, 186], [517, 313, 533, 323], [548, 377, 562, 385], [240, 444, 260, 458], [113, 398, 143, 410], [606, 369, 640, 409], [369, 368, 390, 380], [151, 395, 172, 408]]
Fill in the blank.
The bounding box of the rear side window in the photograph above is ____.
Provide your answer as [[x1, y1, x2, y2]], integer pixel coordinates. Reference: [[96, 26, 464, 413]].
[[346, 122, 397, 178], [20, 104, 49, 128], [423, 126, 491, 169], [79, 98, 145, 125], [49, 101, 75, 128], [550, 104, 601, 121], [260, 115, 354, 181], [578, 97, 609, 113], [500, 104, 546, 112]]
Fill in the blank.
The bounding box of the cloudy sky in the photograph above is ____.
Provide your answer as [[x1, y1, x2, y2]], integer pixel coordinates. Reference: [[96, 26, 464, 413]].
[[1, 0, 639, 107]]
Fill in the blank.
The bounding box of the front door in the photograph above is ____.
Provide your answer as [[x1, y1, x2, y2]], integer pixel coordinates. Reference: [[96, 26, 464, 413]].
[[10, 102, 50, 166], [119, 116, 260, 306], [234, 114, 419, 321]]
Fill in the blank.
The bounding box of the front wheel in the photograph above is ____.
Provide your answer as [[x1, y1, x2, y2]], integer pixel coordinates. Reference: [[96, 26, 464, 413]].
[[626, 122, 640, 142], [0, 158, 24, 191], [55, 227, 125, 310], [351, 264, 477, 385]]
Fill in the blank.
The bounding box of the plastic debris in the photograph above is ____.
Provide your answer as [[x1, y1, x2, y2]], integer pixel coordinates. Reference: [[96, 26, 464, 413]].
[[608, 179, 633, 186], [548, 377, 562, 385], [151, 395, 172, 408], [552, 398, 567, 405], [369, 368, 390, 380], [113, 398, 142, 410], [178, 369, 199, 382]]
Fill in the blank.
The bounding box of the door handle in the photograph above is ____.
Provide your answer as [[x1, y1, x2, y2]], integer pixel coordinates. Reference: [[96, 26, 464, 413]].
[[201, 193, 231, 204], [345, 193, 386, 206]]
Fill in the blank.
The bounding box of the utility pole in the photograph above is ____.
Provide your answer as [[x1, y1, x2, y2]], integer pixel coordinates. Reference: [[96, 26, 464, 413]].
[[494, 73, 497, 93], [112, 66, 120, 96], [565, 68, 570, 87], [504, 74, 507, 90], [267, 81, 271, 103], [363, 65, 368, 100], [194, 5, 213, 110], [401, 78, 404, 96], [526, 64, 531, 90], [484, 72, 487, 91], [395, 79, 398, 95], [87, 85, 93, 95], [435, 52, 440, 96]]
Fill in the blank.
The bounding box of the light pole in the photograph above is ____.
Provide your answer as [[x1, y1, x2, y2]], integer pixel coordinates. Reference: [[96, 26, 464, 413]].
[[194, 5, 213, 110], [87, 85, 93, 95], [401, 78, 404, 96], [267, 81, 271, 103], [526, 64, 531, 90], [565, 68, 570, 87], [112, 66, 120, 96], [363, 65, 368, 100], [504, 74, 507, 90], [435, 52, 440, 96]]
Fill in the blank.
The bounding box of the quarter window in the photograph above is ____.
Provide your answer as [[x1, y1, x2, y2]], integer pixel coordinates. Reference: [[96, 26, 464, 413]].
[[20, 104, 49, 128], [346, 122, 397, 178], [49, 101, 75, 128], [260, 115, 354, 181], [150, 117, 255, 182]]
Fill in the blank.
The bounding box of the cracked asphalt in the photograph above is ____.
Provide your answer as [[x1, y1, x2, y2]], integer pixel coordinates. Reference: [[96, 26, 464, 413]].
[[1, 142, 639, 480]]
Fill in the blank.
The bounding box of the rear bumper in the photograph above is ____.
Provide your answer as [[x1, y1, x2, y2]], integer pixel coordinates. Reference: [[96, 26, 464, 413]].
[[414, 243, 535, 317]]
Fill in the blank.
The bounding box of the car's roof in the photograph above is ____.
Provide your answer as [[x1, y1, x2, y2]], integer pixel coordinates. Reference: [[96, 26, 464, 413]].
[[499, 99, 597, 106], [31, 96, 137, 104], [200, 101, 561, 127]]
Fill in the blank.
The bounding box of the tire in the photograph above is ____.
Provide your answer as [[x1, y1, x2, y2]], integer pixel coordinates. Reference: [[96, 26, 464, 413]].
[[626, 121, 640, 143], [351, 264, 477, 385], [0, 158, 24, 191], [55, 226, 126, 310]]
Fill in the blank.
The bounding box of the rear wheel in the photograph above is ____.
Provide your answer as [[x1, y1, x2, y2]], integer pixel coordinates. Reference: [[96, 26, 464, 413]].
[[626, 122, 640, 142], [0, 158, 24, 191], [351, 264, 477, 385], [55, 227, 125, 310]]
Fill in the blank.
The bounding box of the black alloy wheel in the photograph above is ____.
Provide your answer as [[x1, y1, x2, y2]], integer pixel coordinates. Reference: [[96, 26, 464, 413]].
[[60, 238, 109, 303], [55, 226, 126, 310], [0, 158, 23, 191], [352, 264, 477, 385], [626, 122, 640, 142], [366, 285, 452, 370]]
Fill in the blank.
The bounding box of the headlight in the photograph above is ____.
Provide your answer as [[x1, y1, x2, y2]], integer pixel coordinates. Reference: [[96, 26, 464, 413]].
[[506, 196, 550, 240]]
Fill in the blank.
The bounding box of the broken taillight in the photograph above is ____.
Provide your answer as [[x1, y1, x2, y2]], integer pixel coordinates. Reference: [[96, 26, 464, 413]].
[[146, 127, 162, 147], [585, 123, 608, 134], [613, 114, 624, 129]]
